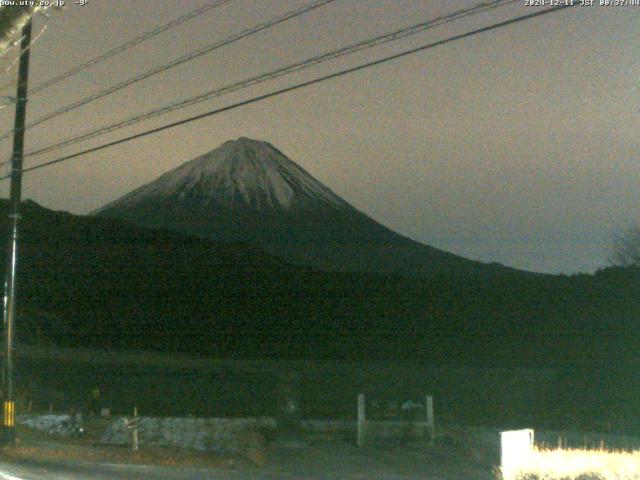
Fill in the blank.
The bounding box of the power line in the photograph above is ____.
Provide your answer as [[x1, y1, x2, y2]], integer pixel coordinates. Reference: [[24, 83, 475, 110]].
[[0, 4, 43, 53], [0, 4, 576, 182], [0, 14, 49, 78], [0, 9, 51, 97], [0, 2, 231, 105], [27, 0, 234, 96], [0, 0, 337, 143], [24, 0, 518, 159]]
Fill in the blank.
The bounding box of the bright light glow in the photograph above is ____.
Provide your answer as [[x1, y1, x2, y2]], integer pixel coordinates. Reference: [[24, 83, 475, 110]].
[[501, 429, 535, 479], [0, 470, 26, 480], [500, 446, 640, 480]]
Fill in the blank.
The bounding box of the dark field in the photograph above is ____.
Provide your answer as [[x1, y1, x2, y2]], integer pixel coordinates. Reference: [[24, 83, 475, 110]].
[[16, 348, 627, 435]]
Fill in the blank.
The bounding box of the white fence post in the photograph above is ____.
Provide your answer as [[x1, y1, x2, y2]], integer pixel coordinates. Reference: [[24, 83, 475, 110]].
[[501, 429, 534, 479], [426, 395, 434, 446], [130, 406, 139, 451], [357, 393, 366, 447]]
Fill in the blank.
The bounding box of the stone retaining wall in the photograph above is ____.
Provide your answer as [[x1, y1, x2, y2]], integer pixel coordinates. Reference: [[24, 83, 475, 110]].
[[101, 416, 276, 453], [19, 414, 431, 453]]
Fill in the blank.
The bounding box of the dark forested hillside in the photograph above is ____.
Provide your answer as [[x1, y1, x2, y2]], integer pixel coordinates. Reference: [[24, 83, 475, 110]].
[[0, 200, 638, 370]]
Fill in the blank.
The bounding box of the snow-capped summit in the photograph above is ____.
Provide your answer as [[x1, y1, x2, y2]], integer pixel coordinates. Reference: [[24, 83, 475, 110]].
[[95, 138, 501, 277], [98, 137, 347, 213]]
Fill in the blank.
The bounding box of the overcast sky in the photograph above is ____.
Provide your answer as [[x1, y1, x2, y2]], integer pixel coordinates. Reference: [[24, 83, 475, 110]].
[[0, 0, 637, 274]]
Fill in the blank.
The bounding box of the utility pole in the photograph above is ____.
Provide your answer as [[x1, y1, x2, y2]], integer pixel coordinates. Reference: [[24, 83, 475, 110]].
[[2, 17, 32, 446]]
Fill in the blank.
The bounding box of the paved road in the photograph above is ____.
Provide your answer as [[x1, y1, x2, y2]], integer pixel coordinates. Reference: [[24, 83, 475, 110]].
[[0, 461, 431, 480], [0, 433, 498, 479], [0, 455, 492, 480], [0, 460, 271, 480]]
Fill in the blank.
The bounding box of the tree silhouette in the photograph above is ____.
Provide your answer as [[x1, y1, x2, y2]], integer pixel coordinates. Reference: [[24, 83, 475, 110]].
[[609, 224, 640, 267]]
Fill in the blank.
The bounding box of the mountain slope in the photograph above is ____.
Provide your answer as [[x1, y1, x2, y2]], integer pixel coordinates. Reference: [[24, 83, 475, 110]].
[[98, 137, 348, 213], [4, 200, 639, 367], [95, 137, 512, 277]]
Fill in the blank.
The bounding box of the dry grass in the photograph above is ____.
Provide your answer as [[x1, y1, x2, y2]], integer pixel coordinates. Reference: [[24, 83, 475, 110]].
[[500, 445, 640, 480]]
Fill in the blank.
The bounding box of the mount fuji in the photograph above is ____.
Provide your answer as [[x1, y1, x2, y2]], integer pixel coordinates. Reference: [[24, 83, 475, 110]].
[[95, 137, 508, 277]]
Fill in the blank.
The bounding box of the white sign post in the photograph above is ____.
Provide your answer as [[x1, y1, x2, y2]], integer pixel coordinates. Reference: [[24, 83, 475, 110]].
[[425, 395, 434, 446], [125, 406, 140, 451]]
